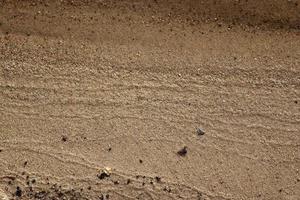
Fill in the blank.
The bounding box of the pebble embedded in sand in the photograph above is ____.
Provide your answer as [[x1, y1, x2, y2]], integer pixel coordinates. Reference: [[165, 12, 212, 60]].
[[61, 136, 68, 142], [177, 146, 187, 156], [97, 167, 112, 179], [15, 186, 22, 197], [155, 176, 161, 182], [196, 128, 205, 136]]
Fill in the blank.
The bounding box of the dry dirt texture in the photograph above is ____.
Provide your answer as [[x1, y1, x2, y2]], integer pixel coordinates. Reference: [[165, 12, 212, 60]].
[[0, 0, 300, 199]]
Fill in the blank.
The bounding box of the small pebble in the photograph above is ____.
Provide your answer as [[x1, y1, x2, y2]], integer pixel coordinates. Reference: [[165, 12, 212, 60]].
[[97, 168, 111, 180], [113, 181, 119, 185], [177, 146, 187, 156], [196, 128, 205, 136], [15, 186, 22, 197], [61, 136, 68, 142], [98, 172, 110, 180], [99, 194, 104, 200], [155, 176, 161, 182]]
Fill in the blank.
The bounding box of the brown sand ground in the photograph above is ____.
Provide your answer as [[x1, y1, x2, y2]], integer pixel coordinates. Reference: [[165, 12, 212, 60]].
[[0, 0, 300, 199]]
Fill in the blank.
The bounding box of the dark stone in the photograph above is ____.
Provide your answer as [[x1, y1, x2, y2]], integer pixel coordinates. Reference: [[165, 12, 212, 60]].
[[62, 136, 68, 142], [177, 146, 187, 156], [97, 172, 110, 180], [155, 176, 161, 182], [57, 191, 63, 197], [113, 181, 119, 185], [139, 159, 143, 164], [15, 186, 22, 197]]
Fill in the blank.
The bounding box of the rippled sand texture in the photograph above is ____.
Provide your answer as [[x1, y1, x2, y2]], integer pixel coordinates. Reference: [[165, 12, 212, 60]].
[[0, 0, 300, 199]]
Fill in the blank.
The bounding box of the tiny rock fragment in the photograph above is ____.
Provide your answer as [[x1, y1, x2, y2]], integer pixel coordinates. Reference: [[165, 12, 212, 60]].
[[113, 181, 119, 185], [177, 146, 187, 156], [15, 186, 22, 197], [61, 136, 68, 142], [99, 194, 104, 200], [155, 176, 161, 182], [97, 167, 111, 180], [196, 128, 205, 136], [163, 186, 171, 193]]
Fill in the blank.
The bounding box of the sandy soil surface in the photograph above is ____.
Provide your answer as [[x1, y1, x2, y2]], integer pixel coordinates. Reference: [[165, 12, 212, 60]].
[[0, 0, 300, 199]]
